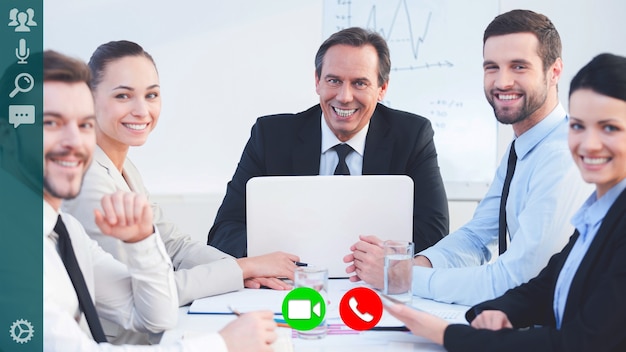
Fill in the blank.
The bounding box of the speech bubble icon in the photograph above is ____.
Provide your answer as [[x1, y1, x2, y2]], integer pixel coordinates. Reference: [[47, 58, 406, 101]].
[[9, 105, 35, 128]]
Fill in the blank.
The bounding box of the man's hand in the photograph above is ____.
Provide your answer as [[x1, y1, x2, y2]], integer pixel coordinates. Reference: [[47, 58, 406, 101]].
[[343, 235, 385, 288], [470, 310, 513, 330], [219, 311, 277, 352], [94, 191, 154, 243]]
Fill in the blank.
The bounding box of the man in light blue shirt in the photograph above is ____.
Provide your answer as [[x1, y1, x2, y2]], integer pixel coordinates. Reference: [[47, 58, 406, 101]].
[[411, 104, 590, 305], [344, 10, 592, 305]]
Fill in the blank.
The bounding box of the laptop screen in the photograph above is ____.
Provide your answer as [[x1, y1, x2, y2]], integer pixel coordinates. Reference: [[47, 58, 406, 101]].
[[246, 175, 413, 278]]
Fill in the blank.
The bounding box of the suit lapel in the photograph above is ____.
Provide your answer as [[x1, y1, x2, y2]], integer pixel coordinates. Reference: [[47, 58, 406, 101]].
[[93, 147, 131, 192], [563, 188, 626, 322], [291, 104, 394, 175], [293, 107, 322, 175], [363, 106, 393, 174], [121, 162, 144, 194]]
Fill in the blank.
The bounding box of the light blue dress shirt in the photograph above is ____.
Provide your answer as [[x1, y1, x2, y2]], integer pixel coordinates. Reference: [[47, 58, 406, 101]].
[[414, 104, 594, 305], [553, 177, 626, 329]]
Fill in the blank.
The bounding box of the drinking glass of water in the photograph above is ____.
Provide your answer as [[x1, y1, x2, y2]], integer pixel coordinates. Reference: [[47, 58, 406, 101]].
[[294, 266, 328, 339], [383, 240, 414, 304]]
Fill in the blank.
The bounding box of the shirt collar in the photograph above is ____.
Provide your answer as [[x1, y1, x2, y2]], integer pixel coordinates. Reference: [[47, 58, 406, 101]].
[[320, 113, 369, 156], [513, 103, 567, 160], [44, 200, 59, 239], [571, 177, 626, 237]]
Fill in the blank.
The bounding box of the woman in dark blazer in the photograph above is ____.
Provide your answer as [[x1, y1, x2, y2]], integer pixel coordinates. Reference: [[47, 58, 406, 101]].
[[385, 53, 626, 352]]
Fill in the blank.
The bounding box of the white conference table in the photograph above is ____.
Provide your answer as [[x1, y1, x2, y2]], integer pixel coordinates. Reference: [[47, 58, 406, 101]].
[[161, 279, 470, 351]]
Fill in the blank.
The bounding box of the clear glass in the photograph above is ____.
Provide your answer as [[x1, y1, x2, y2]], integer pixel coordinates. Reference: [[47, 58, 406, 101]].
[[383, 240, 414, 304], [294, 266, 328, 339]]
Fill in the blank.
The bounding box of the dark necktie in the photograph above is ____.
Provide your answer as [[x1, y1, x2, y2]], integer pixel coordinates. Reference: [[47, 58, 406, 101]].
[[499, 141, 517, 255], [333, 143, 353, 175], [54, 215, 108, 343]]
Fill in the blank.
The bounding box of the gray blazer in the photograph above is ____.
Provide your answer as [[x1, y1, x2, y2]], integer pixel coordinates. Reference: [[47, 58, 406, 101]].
[[63, 146, 244, 306]]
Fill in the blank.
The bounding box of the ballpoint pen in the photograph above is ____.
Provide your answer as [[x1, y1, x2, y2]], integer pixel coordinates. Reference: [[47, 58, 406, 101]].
[[228, 305, 291, 328], [227, 305, 242, 316], [370, 326, 410, 332]]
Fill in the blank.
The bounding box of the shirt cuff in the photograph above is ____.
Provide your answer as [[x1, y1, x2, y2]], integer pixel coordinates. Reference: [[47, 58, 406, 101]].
[[418, 247, 449, 268], [412, 265, 435, 299], [121, 228, 172, 269]]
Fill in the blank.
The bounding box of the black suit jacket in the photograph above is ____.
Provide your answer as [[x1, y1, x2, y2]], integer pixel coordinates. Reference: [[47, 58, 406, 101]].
[[444, 187, 626, 352], [208, 104, 449, 257]]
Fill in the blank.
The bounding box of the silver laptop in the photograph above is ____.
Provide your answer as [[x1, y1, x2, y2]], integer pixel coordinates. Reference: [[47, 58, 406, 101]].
[[246, 175, 413, 278]]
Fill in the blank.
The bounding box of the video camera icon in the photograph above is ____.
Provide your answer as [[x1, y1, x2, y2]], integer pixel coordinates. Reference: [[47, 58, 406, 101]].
[[287, 299, 322, 320], [281, 287, 326, 331]]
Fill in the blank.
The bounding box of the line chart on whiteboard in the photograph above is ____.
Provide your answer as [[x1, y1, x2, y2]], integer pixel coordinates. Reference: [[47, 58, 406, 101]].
[[330, 0, 453, 72], [324, 0, 500, 192]]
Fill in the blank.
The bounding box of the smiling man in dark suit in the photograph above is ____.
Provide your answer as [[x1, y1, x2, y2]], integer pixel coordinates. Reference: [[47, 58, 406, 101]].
[[208, 27, 449, 257]]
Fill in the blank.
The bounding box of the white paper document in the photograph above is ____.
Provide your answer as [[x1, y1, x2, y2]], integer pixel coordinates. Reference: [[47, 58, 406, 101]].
[[189, 288, 289, 314], [189, 279, 469, 325]]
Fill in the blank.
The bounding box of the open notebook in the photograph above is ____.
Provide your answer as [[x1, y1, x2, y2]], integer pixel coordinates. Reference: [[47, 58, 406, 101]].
[[246, 175, 414, 278]]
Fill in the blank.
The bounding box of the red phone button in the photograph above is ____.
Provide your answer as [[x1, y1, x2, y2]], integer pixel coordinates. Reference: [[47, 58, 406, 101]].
[[339, 287, 383, 330]]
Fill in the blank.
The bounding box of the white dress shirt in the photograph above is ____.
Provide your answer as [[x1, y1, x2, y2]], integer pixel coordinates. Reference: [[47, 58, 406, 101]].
[[43, 201, 227, 351], [414, 104, 594, 305], [319, 113, 369, 175]]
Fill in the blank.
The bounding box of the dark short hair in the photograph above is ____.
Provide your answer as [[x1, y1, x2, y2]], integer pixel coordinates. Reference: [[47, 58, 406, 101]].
[[315, 27, 390, 87], [569, 53, 626, 103], [43, 50, 91, 85], [88, 40, 156, 89], [483, 9, 561, 72]]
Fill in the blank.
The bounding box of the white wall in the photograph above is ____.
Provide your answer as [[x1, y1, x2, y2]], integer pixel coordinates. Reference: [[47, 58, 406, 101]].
[[44, 0, 626, 237], [44, 0, 323, 195]]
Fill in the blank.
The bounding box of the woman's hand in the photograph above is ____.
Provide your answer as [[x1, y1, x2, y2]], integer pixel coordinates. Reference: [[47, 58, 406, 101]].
[[385, 303, 449, 345], [470, 310, 513, 330], [237, 251, 300, 286], [94, 191, 154, 243]]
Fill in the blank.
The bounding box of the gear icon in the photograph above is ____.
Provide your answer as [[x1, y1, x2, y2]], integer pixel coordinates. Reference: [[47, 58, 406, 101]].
[[10, 319, 34, 344]]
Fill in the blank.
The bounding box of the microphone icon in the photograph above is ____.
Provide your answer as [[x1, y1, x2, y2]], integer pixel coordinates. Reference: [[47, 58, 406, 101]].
[[16, 38, 30, 64]]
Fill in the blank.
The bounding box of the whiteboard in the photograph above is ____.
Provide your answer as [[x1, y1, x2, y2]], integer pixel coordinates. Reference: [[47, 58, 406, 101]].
[[43, 0, 626, 200], [323, 0, 499, 198]]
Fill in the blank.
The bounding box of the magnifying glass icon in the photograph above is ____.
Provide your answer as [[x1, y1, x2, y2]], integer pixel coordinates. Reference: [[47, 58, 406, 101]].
[[9, 72, 34, 98]]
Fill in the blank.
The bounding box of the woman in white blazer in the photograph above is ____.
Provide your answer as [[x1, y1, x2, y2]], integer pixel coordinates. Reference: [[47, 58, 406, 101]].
[[62, 40, 299, 344]]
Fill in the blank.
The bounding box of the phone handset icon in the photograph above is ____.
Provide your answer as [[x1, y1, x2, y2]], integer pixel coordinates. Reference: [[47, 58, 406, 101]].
[[349, 296, 374, 322]]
